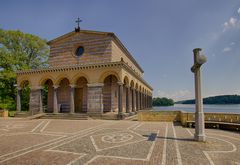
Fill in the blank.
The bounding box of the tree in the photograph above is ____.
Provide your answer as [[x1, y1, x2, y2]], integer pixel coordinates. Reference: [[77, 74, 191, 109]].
[[0, 28, 49, 110], [152, 97, 174, 106], [180, 95, 240, 104]]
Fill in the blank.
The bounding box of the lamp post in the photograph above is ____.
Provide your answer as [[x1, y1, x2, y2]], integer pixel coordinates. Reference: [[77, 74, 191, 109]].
[[191, 48, 207, 142]]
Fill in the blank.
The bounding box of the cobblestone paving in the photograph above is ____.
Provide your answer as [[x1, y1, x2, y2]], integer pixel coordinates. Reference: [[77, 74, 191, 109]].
[[0, 118, 239, 165]]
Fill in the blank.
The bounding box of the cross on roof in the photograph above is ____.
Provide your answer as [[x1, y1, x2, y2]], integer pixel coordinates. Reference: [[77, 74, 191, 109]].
[[76, 17, 82, 28], [75, 17, 82, 32]]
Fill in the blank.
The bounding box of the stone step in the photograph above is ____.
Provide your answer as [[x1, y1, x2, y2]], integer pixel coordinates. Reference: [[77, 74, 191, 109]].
[[14, 112, 31, 118], [39, 113, 89, 120], [60, 104, 70, 113], [101, 113, 118, 120]]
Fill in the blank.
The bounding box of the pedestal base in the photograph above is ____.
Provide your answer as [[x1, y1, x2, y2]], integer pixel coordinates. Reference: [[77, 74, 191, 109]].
[[194, 133, 206, 142], [117, 112, 124, 120]]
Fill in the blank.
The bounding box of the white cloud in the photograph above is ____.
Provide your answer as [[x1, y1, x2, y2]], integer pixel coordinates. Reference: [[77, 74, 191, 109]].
[[230, 42, 235, 46], [238, 8, 240, 14], [223, 47, 232, 52], [156, 90, 193, 101], [223, 17, 240, 32], [229, 17, 237, 26]]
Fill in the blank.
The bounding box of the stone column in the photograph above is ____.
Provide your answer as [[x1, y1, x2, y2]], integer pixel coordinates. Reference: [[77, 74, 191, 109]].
[[149, 96, 151, 108], [118, 82, 123, 118], [16, 87, 22, 112], [135, 90, 138, 111], [125, 85, 130, 113], [139, 92, 141, 110], [132, 88, 136, 112], [146, 95, 148, 108], [191, 48, 207, 142], [151, 96, 153, 108], [87, 83, 104, 116], [29, 86, 43, 115], [148, 96, 150, 108], [144, 94, 146, 109], [147, 96, 149, 108], [136, 90, 139, 111], [70, 84, 75, 114], [53, 85, 59, 114], [39, 87, 43, 113]]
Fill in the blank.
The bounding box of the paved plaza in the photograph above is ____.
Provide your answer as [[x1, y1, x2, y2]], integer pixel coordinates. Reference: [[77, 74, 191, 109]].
[[0, 118, 239, 165]]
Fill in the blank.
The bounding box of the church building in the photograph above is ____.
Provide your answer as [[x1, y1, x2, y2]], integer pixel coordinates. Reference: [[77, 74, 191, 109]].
[[16, 23, 153, 118]]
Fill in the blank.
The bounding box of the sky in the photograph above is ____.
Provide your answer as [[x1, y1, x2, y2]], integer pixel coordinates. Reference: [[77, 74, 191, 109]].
[[0, 0, 240, 101]]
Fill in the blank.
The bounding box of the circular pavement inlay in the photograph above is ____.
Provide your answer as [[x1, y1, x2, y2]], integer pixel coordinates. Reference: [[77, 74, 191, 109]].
[[102, 133, 133, 143]]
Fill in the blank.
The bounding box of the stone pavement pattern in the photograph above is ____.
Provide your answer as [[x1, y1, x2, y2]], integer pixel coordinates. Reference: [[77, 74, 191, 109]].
[[0, 118, 239, 165]]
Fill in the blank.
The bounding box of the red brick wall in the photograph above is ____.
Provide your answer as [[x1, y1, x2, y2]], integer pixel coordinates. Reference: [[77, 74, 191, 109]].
[[49, 33, 112, 67], [103, 75, 118, 113], [58, 78, 70, 105]]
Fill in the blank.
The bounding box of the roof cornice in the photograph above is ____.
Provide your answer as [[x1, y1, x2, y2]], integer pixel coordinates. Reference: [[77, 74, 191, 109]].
[[16, 61, 153, 91]]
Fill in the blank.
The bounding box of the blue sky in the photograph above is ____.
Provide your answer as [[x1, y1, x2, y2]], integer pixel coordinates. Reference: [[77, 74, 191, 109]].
[[1, 0, 240, 100]]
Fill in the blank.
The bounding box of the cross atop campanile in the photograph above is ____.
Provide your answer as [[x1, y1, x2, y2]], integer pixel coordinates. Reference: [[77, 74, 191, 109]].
[[75, 17, 82, 32]]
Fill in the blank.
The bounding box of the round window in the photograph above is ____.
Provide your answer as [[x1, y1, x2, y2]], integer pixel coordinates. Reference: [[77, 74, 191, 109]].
[[75, 46, 84, 57]]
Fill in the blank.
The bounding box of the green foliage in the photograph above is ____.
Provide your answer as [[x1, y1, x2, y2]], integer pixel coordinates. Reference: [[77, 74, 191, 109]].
[[0, 28, 49, 110], [152, 97, 174, 106], [42, 84, 49, 107], [0, 99, 15, 110], [180, 95, 240, 104], [8, 111, 16, 117]]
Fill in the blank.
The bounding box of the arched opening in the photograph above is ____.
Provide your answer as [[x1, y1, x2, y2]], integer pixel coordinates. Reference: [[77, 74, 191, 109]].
[[20, 80, 30, 111], [103, 75, 118, 113], [99, 71, 120, 83], [75, 77, 88, 113], [58, 78, 70, 113], [42, 79, 54, 113]]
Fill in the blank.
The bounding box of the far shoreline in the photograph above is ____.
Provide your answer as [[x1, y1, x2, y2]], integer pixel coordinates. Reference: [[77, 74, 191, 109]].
[[153, 104, 240, 113]]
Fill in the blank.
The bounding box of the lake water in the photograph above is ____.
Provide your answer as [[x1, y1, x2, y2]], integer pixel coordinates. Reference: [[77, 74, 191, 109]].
[[153, 104, 240, 114]]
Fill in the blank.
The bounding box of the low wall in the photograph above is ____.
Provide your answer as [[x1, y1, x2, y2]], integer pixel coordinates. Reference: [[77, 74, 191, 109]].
[[138, 110, 181, 122], [180, 112, 240, 126], [138, 110, 240, 125]]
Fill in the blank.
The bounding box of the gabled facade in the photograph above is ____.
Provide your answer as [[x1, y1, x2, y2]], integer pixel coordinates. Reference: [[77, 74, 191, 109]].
[[16, 30, 153, 117]]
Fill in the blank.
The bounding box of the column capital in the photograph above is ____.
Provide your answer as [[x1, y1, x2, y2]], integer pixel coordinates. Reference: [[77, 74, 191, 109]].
[[30, 86, 43, 90], [130, 87, 135, 90], [117, 82, 124, 86], [53, 85, 60, 89], [87, 83, 104, 87], [69, 84, 76, 88]]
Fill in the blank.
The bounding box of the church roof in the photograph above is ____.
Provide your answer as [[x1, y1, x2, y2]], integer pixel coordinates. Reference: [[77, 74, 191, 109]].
[[47, 30, 144, 73]]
